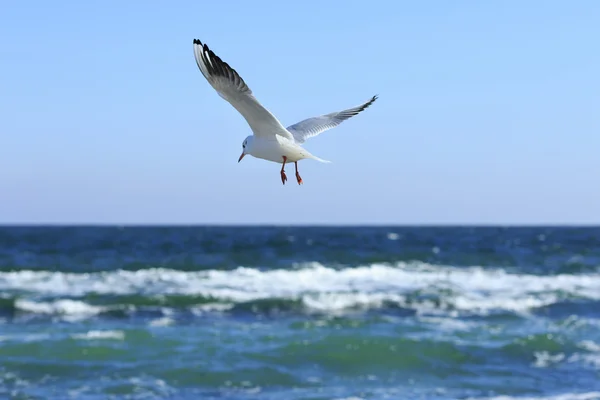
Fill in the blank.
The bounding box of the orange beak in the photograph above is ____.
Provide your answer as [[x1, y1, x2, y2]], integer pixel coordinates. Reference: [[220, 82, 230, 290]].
[[238, 152, 246, 163]]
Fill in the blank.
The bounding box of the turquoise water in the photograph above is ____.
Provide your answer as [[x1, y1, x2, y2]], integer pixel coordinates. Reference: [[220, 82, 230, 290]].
[[1, 226, 599, 399]]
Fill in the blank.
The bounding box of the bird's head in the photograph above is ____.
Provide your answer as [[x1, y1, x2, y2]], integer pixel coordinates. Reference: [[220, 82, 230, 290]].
[[238, 135, 254, 162]]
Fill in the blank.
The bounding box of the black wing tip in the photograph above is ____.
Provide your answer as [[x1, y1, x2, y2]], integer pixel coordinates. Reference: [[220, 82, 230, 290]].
[[359, 95, 378, 112], [193, 39, 211, 54], [192, 38, 249, 92], [192, 39, 212, 55]]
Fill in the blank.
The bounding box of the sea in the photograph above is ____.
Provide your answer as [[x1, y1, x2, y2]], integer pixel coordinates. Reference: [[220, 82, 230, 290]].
[[0, 226, 599, 400]]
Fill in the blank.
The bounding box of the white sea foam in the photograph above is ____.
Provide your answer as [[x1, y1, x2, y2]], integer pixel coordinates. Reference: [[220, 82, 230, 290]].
[[418, 316, 476, 332], [386, 232, 400, 240], [72, 330, 125, 340], [579, 340, 600, 352], [569, 340, 600, 369], [2, 262, 600, 315], [529, 339, 600, 371], [15, 299, 105, 317], [568, 352, 600, 369], [533, 351, 566, 368], [191, 303, 234, 315], [149, 317, 175, 327]]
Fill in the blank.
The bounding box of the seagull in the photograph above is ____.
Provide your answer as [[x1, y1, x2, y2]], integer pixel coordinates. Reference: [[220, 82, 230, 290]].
[[192, 39, 377, 185]]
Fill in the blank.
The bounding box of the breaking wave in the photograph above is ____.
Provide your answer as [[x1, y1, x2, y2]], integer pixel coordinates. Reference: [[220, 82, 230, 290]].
[[1, 262, 599, 319]]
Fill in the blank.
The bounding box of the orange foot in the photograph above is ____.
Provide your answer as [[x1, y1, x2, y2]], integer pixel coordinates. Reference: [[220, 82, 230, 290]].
[[281, 170, 287, 185], [296, 172, 303, 185]]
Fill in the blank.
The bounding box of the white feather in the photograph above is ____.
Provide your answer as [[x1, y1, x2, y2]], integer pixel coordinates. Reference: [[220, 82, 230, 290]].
[[286, 95, 378, 144], [192, 39, 294, 141]]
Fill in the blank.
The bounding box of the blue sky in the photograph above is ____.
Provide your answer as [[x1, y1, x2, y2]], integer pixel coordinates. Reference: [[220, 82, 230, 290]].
[[2, 0, 599, 225]]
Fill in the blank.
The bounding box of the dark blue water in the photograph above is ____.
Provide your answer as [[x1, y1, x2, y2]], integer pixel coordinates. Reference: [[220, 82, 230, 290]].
[[1, 226, 599, 399]]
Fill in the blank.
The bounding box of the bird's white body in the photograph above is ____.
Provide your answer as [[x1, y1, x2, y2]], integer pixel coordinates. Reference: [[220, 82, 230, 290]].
[[192, 38, 376, 184], [243, 135, 328, 164]]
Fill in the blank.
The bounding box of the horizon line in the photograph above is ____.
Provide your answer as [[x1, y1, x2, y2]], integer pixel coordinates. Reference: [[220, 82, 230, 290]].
[[1, 222, 599, 228]]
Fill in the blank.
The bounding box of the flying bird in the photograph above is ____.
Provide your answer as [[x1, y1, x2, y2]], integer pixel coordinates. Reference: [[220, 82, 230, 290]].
[[192, 39, 377, 185]]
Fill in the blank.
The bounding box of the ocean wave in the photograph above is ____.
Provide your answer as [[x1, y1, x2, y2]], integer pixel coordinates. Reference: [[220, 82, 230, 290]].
[[1, 262, 599, 317]]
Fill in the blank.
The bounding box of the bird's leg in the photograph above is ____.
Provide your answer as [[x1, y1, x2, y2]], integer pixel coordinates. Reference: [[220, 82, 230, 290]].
[[280, 156, 288, 185], [294, 162, 303, 185]]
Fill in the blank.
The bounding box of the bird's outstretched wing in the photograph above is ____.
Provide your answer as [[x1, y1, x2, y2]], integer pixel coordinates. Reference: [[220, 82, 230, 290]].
[[286, 95, 378, 144], [193, 39, 294, 141]]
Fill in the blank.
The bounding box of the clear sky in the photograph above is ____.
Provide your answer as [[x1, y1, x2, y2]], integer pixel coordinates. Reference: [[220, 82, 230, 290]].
[[2, 0, 599, 225]]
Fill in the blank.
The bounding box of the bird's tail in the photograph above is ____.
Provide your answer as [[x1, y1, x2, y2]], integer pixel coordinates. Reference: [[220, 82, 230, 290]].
[[311, 155, 332, 163]]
